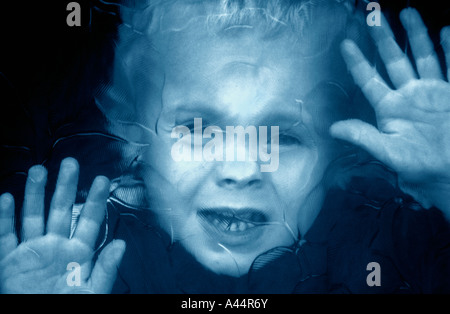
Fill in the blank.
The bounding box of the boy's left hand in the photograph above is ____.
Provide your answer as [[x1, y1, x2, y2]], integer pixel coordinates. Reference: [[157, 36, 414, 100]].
[[330, 8, 450, 217]]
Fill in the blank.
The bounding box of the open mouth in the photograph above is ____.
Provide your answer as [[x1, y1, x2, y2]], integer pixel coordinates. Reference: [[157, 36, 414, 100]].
[[198, 208, 268, 234]]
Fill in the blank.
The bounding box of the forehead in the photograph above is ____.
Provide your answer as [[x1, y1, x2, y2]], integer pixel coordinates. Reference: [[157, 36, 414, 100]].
[[160, 24, 332, 119]]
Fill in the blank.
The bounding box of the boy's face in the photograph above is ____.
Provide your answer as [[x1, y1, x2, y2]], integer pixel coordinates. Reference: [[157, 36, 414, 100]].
[[140, 19, 343, 277]]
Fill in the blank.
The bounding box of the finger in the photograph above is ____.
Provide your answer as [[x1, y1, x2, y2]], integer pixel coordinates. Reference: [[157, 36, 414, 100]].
[[341, 40, 393, 109], [369, 12, 417, 88], [0, 193, 15, 236], [400, 8, 444, 80], [0, 193, 18, 260], [441, 26, 450, 81], [72, 176, 109, 249], [46, 158, 79, 237], [330, 119, 387, 163], [21, 165, 47, 241], [90, 240, 125, 294]]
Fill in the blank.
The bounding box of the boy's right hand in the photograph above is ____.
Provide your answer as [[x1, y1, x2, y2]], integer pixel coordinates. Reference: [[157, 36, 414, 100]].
[[0, 158, 125, 294]]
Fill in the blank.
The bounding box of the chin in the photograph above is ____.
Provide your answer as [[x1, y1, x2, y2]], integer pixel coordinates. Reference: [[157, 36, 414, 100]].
[[189, 244, 257, 277], [178, 227, 295, 278]]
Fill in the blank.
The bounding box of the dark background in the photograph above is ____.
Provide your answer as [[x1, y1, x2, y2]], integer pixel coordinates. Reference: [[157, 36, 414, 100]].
[[0, 1, 124, 232]]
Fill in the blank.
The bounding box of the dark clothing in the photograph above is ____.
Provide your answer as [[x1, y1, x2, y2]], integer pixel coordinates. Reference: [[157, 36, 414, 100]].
[[104, 179, 450, 294]]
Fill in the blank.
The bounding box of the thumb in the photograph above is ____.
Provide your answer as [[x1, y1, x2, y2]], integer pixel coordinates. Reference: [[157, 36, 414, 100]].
[[90, 239, 126, 294], [330, 119, 387, 162]]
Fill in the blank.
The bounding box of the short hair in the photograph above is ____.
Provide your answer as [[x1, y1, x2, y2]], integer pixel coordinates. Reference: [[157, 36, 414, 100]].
[[120, 0, 355, 36], [96, 0, 366, 133]]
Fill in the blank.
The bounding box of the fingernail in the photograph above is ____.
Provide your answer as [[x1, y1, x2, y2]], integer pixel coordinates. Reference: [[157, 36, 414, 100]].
[[28, 165, 47, 183], [93, 176, 110, 190], [341, 39, 355, 49], [111, 240, 126, 260], [59, 158, 79, 182], [0, 193, 13, 209], [91, 176, 111, 200], [400, 7, 416, 21], [112, 239, 126, 251], [61, 157, 79, 171], [441, 27, 450, 45], [341, 39, 363, 66], [400, 7, 423, 32]]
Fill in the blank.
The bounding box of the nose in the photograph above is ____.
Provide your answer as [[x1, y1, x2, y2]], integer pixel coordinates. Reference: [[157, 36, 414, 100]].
[[216, 161, 263, 189]]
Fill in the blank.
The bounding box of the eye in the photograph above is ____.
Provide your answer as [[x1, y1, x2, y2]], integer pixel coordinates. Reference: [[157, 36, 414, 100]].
[[181, 120, 216, 147], [278, 133, 302, 146], [184, 123, 199, 132]]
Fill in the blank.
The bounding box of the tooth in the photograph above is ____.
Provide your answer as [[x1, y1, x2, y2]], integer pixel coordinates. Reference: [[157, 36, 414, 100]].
[[229, 222, 238, 231], [238, 222, 246, 231], [213, 219, 219, 226]]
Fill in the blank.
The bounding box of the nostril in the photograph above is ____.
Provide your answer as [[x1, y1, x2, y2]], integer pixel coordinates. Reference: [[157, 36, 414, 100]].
[[217, 162, 263, 188], [223, 179, 235, 186], [247, 179, 261, 187], [219, 178, 262, 188]]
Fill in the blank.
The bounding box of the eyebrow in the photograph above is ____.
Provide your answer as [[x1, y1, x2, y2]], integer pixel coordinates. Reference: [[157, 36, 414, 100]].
[[170, 100, 304, 126], [171, 103, 228, 125], [257, 103, 304, 127]]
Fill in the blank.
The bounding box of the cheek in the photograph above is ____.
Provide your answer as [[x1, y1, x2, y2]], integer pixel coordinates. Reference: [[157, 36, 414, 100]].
[[143, 137, 213, 201], [275, 148, 320, 193], [272, 146, 329, 229], [142, 139, 214, 237]]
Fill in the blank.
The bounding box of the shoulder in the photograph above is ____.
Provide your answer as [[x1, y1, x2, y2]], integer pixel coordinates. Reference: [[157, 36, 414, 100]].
[[316, 180, 450, 293]]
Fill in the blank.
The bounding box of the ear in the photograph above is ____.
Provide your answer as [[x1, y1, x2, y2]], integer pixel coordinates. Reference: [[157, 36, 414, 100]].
[[120, 1, 163, 35]]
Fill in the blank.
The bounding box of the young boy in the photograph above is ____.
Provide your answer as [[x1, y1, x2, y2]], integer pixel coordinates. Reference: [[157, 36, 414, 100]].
[[1, 0, 450, 293]]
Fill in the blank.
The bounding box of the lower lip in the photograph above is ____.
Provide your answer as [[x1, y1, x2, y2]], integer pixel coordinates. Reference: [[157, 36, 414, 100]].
[[197, 212, 267, 247]]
